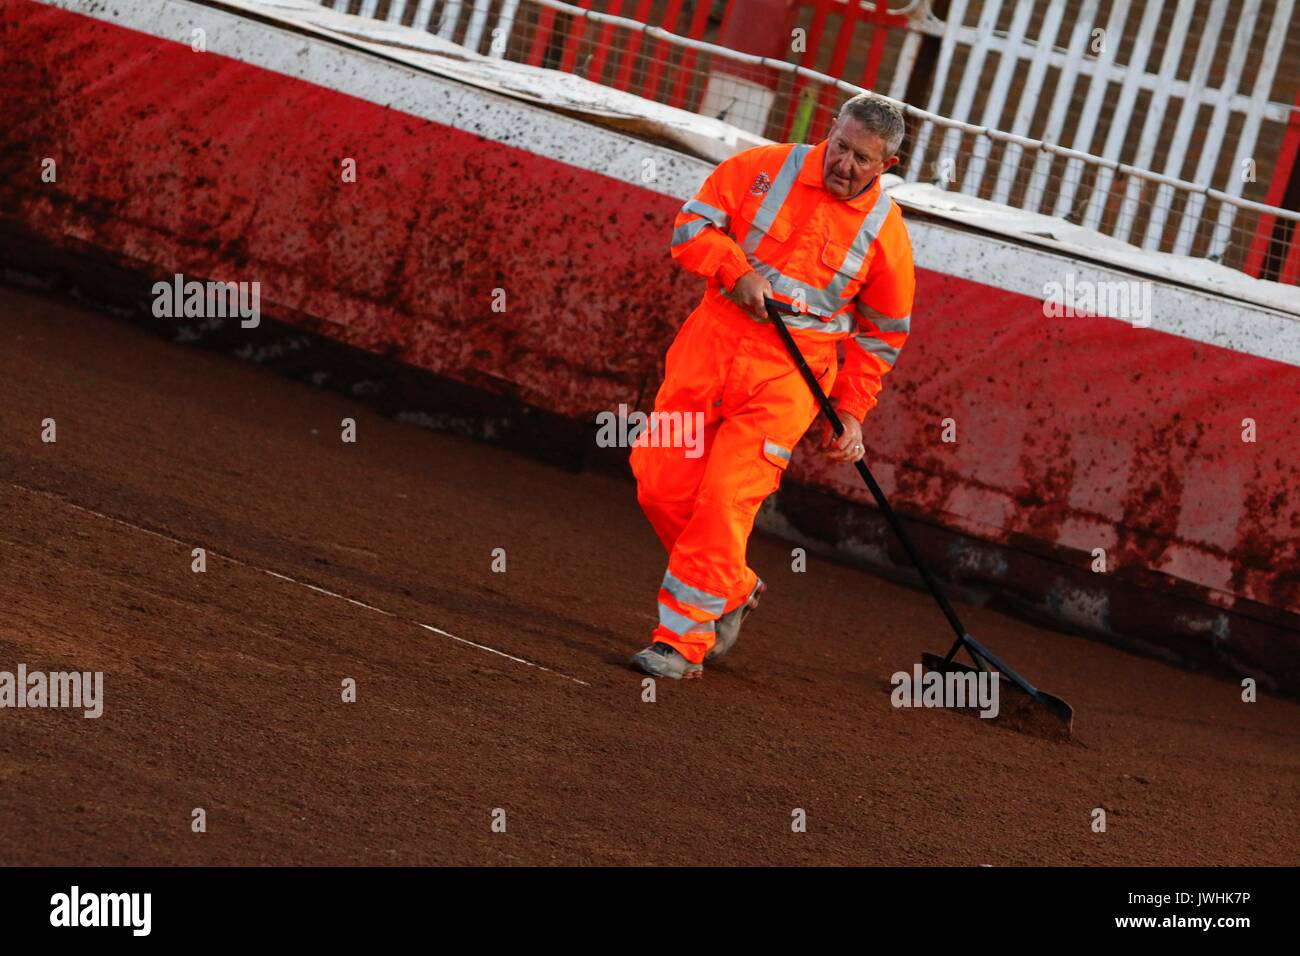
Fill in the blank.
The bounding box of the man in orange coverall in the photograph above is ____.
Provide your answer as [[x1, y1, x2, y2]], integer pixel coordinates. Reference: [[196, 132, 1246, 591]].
[[629, 93, 916, 679]]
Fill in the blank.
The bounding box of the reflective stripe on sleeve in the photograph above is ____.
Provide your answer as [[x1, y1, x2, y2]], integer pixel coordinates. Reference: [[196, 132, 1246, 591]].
[[671, 217, 713, 247], [681, 199, 728, 229], [855, 306, 911, 334], [852, 335, 902, 367]]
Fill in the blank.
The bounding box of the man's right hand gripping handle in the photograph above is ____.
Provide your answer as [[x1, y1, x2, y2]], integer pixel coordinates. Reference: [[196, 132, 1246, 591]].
[[729, 271, 775, 322]]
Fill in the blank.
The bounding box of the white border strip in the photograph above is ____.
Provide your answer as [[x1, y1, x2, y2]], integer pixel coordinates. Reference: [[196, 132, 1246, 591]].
[[6, 479, 589, 686]]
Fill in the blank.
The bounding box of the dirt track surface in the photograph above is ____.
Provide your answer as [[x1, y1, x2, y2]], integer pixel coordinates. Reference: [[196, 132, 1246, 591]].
[[1, 285, 1297, 866]]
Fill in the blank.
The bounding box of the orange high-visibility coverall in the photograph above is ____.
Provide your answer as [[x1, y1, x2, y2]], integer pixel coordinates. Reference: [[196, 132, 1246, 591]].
[[630, 138, 916, 664]]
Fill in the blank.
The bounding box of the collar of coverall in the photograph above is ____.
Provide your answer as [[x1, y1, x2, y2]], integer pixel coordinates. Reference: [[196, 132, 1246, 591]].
[[798, 139, 881, 210]]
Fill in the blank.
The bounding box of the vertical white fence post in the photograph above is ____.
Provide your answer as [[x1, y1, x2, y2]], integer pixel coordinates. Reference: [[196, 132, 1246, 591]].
[[1050, 0, 1130, 221], [962, 0, 1033, 197], [907, 0, 969, 183], [1021, 1, 1099, 214], [989, 0, 1065, 206], [1140, 1, 1231, 250], [1078, 0, 1164, 232], [1206, 0, 1295, 260]]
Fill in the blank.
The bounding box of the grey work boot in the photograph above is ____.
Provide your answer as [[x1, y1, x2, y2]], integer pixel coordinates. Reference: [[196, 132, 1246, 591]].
[[629, 642, 703, 680], [706, 579, 766, 661]]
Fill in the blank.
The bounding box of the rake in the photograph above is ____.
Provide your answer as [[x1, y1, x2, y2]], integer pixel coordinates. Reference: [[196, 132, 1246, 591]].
[[764, 297, 1073, 739]]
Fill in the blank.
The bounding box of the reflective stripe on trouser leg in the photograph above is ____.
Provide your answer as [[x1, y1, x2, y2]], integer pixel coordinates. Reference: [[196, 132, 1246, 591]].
[[651, 573, 725, 665], [654, 438, 773, 664], [653, 581, 721, 659]]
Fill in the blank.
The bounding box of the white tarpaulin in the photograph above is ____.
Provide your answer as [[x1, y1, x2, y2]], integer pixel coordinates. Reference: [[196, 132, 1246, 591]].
[[226, 0, 767, 164]]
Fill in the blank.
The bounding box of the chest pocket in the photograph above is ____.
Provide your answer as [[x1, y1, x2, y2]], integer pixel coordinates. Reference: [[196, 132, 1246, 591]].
[[821, 239, 867, 283], [744, 208, 794, 250], [820, 239, 872, 315]]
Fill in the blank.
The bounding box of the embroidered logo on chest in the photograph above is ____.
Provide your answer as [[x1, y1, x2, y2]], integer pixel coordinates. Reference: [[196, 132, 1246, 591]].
[[749, 172, 772, 196]]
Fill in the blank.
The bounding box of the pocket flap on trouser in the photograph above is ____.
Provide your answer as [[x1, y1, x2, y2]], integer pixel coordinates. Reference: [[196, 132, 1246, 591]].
[[762, 437, 793, 469]]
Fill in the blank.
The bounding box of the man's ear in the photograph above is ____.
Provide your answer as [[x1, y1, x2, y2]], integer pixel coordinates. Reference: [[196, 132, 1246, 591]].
[[882, 155, 900, 172]]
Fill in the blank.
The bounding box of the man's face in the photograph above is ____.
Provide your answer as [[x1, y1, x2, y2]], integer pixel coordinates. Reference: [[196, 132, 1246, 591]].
[[822, 117, 900, 200]]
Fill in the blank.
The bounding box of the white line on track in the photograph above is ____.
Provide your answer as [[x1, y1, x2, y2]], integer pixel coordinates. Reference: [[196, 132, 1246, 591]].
[[7, 480, 590, 686]]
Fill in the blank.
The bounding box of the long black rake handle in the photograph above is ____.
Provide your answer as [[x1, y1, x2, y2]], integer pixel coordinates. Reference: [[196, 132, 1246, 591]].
[[762, 297, 1048, 700]]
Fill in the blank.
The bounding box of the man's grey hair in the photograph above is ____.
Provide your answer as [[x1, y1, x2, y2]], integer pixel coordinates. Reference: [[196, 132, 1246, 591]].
[[837, 93, 906, 157]]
